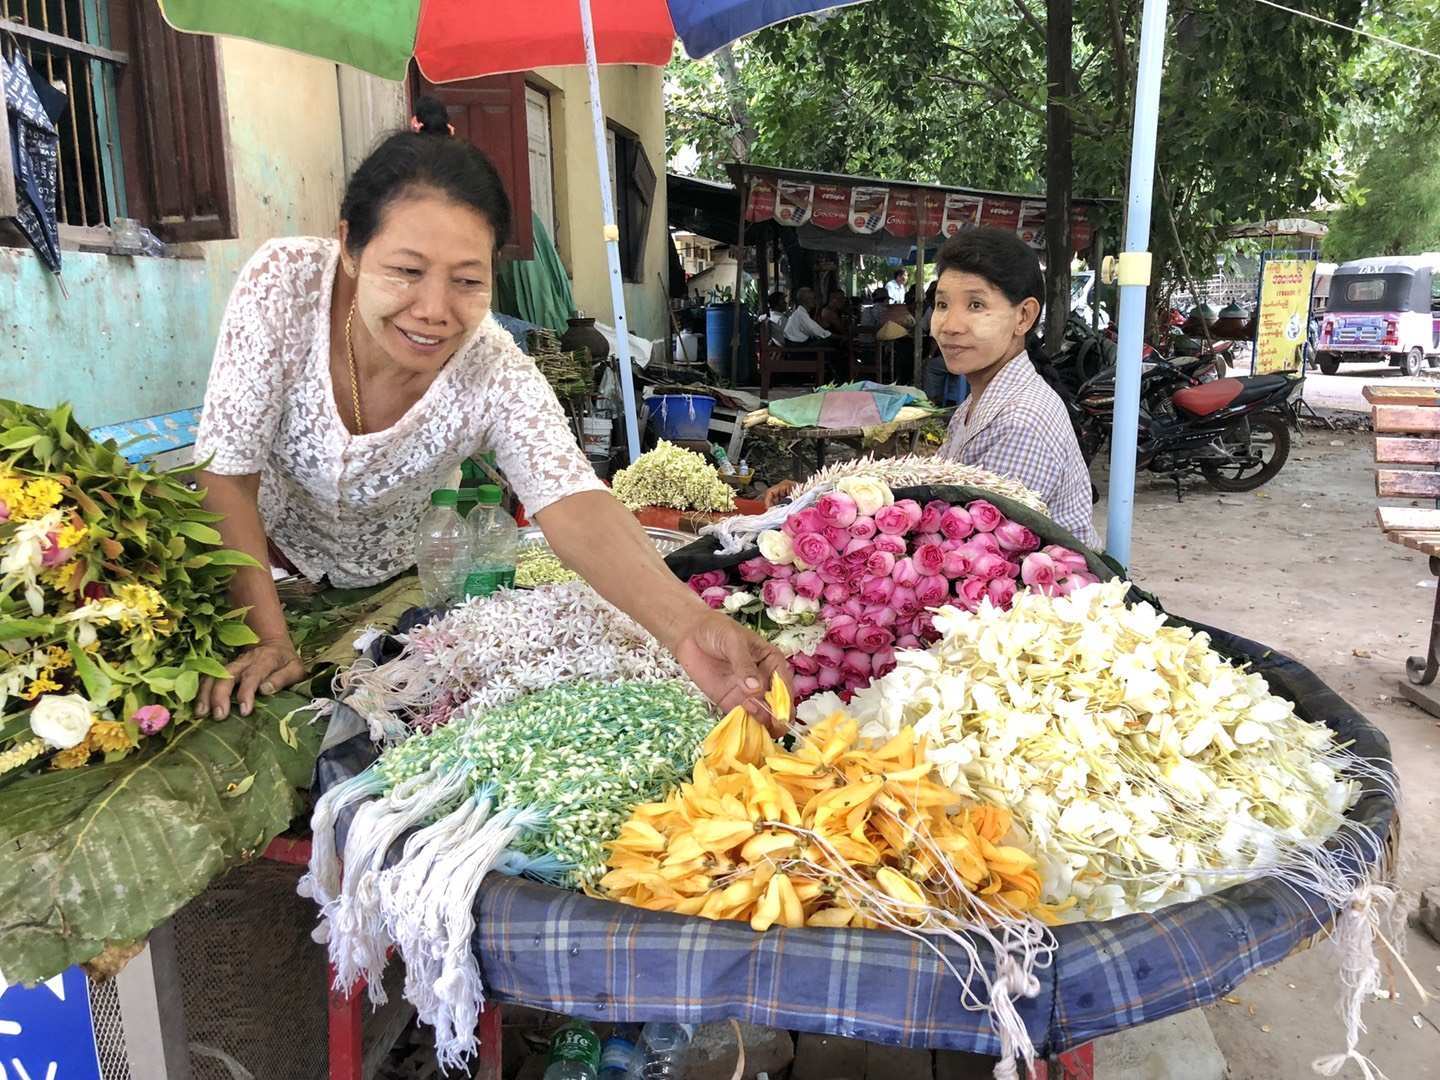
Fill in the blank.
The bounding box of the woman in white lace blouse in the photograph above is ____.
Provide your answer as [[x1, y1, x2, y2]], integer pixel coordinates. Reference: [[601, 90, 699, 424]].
[[194, 99, 785, 722]]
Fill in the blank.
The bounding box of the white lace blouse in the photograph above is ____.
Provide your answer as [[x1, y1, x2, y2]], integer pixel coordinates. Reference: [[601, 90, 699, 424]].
[[195, 237, 604, 587]]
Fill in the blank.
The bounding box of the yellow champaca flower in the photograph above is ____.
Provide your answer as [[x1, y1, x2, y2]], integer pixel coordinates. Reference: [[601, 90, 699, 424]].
[[51, 741, 94, 769], [20, 674, 62, 701], [111, 582, 174, 637], [0, 737, 46, 777], [13, 478, 64, 520], [55, 521, 88, 550], [89, 720, 135, 754]]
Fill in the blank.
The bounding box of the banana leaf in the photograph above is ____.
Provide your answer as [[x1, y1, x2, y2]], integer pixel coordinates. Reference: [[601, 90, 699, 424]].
[[0, 689, 324, 985]]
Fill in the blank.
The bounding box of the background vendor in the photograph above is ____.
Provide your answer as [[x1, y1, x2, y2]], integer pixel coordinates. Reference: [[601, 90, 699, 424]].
[[194, 98, 786, 722]]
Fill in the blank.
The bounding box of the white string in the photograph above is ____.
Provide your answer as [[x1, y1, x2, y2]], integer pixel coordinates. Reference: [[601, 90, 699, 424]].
[[1252, 0, 1440, 62], [1310, 881, 1401, 1080]]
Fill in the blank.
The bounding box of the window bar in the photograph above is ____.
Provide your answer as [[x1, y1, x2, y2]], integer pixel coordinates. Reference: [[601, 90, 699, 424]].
[[56, 1, 89, 226], [30, 0, 70, 225], [79, 0, 123, 221]]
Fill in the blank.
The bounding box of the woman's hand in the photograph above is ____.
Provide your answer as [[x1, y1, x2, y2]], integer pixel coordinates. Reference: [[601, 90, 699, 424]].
[[763, 479, 799, 508], [670, 609, 792, 732], [196, 637, 306, 720]]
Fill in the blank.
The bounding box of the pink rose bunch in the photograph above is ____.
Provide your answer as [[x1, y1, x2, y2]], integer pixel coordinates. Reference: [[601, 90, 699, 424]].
[[693, 492, 1098, 703]]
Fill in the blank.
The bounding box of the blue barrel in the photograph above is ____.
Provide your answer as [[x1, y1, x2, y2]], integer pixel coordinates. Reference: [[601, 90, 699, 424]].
[[705, 304, 736, 378]]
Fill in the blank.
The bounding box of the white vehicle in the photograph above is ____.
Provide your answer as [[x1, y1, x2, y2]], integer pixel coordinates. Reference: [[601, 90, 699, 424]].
[[1070, 270, 1111, 329], [1316, 253, 1440, 376]]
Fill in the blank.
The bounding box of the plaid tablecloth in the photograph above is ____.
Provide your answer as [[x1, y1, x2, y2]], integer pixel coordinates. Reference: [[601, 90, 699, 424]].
[[315, 618, 1395, 1055]]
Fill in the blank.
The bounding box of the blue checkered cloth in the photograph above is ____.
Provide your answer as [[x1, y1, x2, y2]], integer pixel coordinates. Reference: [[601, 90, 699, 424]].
[[315, 618, 1395, 1055]]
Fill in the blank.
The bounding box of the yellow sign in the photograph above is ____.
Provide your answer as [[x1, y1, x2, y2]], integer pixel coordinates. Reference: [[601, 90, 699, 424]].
[[1254, 260, 1317, 374]]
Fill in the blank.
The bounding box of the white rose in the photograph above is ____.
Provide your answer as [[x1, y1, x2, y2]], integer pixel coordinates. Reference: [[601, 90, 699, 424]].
[[30, 693, 96, 749], [835, 476, 894, 517], [767, 605, 799, 626], [756, 530, 795, 566], [722, 591, 759, 614]]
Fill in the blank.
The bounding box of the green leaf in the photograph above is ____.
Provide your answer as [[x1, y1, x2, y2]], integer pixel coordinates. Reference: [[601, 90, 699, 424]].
[[0, 695, 324, 984], [216, 622, 260, 648], [187, 656, 232, 680], [175, 669, 200, 703], [68, 639, 115, 704], [201, 549, 260, 568], [221, 774, 255, 799], [0, 618, 56, 640], [175, 522, 223, 546]]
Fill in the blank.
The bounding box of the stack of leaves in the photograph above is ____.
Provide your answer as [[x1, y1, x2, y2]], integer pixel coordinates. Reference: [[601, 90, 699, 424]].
[[600, 677, 1066, 928], [0, 399, 259, 775], [807, 580, 1369, 921], [305, 679, 715, 1068], [611, 440, 736, 513], [527, 328, 591, 400]]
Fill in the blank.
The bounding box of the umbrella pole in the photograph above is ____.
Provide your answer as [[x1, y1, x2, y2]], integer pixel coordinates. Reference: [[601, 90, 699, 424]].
[[578, 0, 642, 464], [1104, 0, 1169, 566]]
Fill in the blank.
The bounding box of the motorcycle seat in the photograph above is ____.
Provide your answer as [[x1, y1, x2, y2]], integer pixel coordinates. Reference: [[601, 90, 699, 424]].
[[1172, 378, 1243, 416], [1232, 373, 1292, 404]]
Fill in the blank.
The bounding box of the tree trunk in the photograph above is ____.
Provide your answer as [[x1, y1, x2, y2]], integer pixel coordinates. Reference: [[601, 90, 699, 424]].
[[1044, 0, 1075, 351], [713, 45, 759, 161]]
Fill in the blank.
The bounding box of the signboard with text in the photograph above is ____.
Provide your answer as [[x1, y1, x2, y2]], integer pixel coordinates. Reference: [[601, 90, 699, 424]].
[[0, 968, 103, 1080], [1254, 259, 1317, 373]]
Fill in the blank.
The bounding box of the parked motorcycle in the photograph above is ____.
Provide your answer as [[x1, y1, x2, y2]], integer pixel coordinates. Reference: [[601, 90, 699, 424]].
[[1069, 359, 1302, 496]]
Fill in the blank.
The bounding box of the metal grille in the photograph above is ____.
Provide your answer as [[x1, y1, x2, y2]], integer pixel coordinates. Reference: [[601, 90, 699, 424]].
[[86, 972, 136, 1080], [0, 0, 126, 227], [170, 859, 332, 1080]]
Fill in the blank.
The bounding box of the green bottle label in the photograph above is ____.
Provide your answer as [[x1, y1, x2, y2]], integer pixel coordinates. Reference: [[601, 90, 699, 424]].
[[549, 1023, 601, 1066], [462, 567, 516, 598]]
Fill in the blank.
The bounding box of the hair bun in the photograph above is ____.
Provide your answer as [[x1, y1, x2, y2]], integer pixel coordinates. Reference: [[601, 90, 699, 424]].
[[411, 96, 450, 137]]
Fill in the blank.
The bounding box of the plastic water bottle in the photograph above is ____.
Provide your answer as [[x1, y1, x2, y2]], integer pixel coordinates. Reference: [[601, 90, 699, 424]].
[[462, 484, 518, 599], [543, 1019, 601, 1080], [626, 1023, 694, 1079], [415, 489, 470, 607], [598, 1029, 639, 1079]]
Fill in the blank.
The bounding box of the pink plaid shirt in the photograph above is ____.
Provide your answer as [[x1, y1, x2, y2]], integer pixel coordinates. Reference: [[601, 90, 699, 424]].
[[938, 353, 1100, 547]]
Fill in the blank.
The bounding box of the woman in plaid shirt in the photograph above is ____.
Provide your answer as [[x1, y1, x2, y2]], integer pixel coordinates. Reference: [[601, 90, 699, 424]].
[[930, 228, 1100, 547]]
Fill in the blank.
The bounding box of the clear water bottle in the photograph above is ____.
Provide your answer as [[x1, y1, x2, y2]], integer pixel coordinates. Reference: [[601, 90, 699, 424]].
[[462, 484, 518, 599], [415, 489, 470, 608], [598, 1029, 639, 1079], [543, 1019, 601, 1080], [626, 1022, 694, 1079]]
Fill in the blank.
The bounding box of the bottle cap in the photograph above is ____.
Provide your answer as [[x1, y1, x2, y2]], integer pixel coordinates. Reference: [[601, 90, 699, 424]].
[[476, 484, 503, 505], [430, 489, 459, 507], [457, 487, 479, 501]]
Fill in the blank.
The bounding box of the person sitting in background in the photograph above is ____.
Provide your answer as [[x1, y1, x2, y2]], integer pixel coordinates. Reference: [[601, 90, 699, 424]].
[[819, 287, 851, 335], [763, 290, 788, 344], [886, 268, 908, 304], [783, 287, 834, 346]]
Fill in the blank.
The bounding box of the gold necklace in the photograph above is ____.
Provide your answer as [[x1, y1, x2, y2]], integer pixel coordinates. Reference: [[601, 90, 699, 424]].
[[344, 300, 365, 435]]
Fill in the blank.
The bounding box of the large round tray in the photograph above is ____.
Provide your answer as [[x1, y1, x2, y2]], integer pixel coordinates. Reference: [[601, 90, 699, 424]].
[[518, 525, 694, 557]]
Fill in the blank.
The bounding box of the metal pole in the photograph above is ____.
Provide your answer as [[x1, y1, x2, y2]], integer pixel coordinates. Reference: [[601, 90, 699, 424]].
[[730, 176, 749, 383], [1104, 0, 1169, 566], [912, 190, 926, 387], [579, 0, 641, 463]]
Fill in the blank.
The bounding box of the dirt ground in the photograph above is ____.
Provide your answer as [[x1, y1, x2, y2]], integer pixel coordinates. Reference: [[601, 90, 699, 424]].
[[1099, 426, 1440, 1078]]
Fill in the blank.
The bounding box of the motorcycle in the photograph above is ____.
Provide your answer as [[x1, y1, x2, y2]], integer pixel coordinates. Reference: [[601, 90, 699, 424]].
[[1068, 359, 1303, 498], [1046, 314, 1225, 400]]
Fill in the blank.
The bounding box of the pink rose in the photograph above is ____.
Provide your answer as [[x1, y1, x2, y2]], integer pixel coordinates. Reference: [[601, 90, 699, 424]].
[[688, 569, 728, 593], [793, 570, 825, 600], [942, 549, 971, 579], [860, 575, 896, 606], [794, 532, 832, 567], [768, 563, 795, 580], [1045, 545, 1091, 574], [818, 666, 844, 690], [841, 649, 873, 680], [855, 622, 895, 654], [915, 575, 950, 608], [826, 614, 859, 647], [132, 704, 171, 736], [866, 550, 897, 579], [843, 537, 874, 558], [41, 532, 72, 569], [825, 526, 853, 553], [1020, 552, 1059, 588], [995, 520, 1041, 555], [1056, 571, 1101, 596], [814, 640, 846, 668], [893, 499, 924, 530], [818, 557, 849, 585], [701, 586, 729, 609], [872, 534, 907, 556], [987, 578, 1018, 609], [967, 500, 1004, 532], [761, 579, 796, 608], [874, 504, 912, 536], [971, 552, 1011, 581], [821, 603, 842, 622], [892, 585, 920, 619], [890, 557, 920, 588], [919, 501, 948, 534], [790, 652, 821, 676], [0, 499, 8, 522], [913, 543, 946, 578], [939, 506, 975, 541], [896, 634, 922, 650], [784, 508, 827, 539], [737, 557, 776, 584], [915, 533, 944, 549], [956, 577, 988, 612], [911, 612, 937, 640], [969, 532, 1002, 556], [863, 604, 898, 628], [872, 646, 898, 678], [848, 516, 879, 541], [793, 673, 820, 698], [842, 598, 866, 620], [817, 491, 859, 529], [823, 582, 852, 604]]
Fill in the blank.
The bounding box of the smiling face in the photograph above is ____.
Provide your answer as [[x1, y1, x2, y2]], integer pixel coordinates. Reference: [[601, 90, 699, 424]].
[[340, 187, 496, 375], [931, 269, 1040, 378]]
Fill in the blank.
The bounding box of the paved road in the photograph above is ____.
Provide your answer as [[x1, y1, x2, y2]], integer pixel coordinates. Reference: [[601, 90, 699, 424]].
[[1287, 361, 1439, 413]]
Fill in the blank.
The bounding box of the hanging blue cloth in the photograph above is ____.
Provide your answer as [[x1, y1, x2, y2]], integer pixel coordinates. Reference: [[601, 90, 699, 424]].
[[2, 49, 65, 273]]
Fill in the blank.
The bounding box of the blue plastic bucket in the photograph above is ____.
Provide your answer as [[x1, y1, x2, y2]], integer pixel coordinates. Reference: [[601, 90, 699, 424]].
[[647, 394, 716, 441], [705, 304, 736, 378]]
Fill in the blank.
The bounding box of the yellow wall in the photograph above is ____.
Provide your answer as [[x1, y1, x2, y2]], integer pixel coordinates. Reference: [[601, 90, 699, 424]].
[[530, 64, 668, 340]]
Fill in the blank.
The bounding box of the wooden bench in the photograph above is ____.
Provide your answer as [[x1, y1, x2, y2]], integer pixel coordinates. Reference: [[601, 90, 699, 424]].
[[88, 405, 202, 469], [1367, 384, 1440, 688]]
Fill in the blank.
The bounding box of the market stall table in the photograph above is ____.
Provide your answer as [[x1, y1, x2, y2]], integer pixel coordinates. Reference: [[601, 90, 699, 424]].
[[748, 409, 954, 472]]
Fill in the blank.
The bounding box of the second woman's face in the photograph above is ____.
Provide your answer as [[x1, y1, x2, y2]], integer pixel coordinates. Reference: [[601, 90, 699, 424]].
[[343, 190, 496, 375], [932, 269, 1038, 377]]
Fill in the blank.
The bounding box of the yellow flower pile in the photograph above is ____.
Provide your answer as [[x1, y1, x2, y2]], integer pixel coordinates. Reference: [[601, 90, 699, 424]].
[[599, 676, 1067, 930], [0, 473, 64, 522]]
